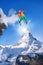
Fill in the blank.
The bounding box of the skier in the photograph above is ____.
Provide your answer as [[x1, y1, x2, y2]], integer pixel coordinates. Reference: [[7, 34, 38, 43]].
[[18, 9, 28, 25]]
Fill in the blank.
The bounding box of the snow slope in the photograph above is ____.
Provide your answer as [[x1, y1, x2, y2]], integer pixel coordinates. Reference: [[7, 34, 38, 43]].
[[0, 29, 43, 65]]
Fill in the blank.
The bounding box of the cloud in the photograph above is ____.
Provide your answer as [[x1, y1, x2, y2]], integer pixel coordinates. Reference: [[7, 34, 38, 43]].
[[0, 8, 19, 26], [17, 19, 31, 36], [17, 22, 28, 35], [8, 8, 17, 16], [7, 14, 19, 24], [0, 8, 31, 36]]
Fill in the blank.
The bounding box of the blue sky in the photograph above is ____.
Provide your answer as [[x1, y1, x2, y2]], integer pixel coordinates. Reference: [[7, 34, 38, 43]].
[[0, 0, 43, 45]]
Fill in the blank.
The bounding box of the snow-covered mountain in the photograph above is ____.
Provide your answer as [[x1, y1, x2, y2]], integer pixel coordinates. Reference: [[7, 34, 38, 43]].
[[0, 29, 43, 65]]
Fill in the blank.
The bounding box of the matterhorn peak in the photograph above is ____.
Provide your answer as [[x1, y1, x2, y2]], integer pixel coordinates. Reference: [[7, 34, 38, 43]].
[[0, 27, 43, 65], [18, 28, 29, 46]]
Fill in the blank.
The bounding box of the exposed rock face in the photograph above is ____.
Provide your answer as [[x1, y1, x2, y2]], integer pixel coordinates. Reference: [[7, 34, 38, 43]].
[[0, 29, 2, 35], [0, 23, 7, 35], [16, 54, 43, 65], [0, 23, 7, 29], [0, 8, 7, 35]]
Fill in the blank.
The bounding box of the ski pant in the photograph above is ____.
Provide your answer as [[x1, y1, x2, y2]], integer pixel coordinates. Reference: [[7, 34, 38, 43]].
[[20, 16, 27, 23]]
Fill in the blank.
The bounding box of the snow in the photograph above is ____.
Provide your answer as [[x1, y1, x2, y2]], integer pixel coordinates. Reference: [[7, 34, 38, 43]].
[[0, 26, 43, 65], [18, 57, 28, 63], [19, 57, 23, 62], [15, 42, 28, 48]]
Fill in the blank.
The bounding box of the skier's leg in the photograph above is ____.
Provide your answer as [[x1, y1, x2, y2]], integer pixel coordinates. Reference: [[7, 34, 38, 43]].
[[20, 17, 23, 22], [19, 17, 22, 25], [19, 17, 23, 25], [23, 16, 28, 24]]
